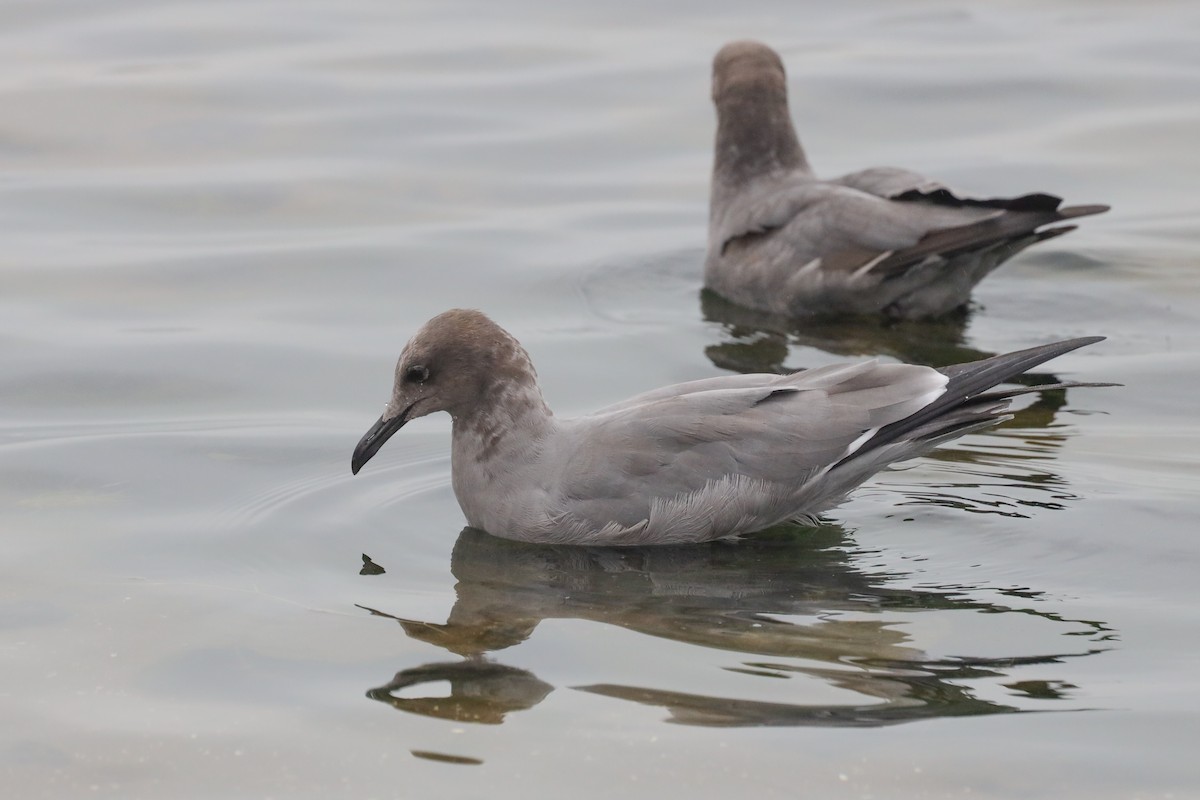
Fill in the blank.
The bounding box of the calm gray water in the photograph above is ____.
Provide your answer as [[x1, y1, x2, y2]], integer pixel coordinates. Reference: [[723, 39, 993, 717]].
[[3, 1, 1199, 797]]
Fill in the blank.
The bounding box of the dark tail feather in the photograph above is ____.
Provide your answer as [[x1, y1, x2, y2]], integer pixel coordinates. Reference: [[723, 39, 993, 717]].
[[846, 337, 1106, 462], [940, 336, 1104, 386]]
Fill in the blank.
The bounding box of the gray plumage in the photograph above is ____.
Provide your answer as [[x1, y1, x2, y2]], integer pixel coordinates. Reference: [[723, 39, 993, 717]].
[[706, 40, 1110, 320], [351, 309, 1107, 546]]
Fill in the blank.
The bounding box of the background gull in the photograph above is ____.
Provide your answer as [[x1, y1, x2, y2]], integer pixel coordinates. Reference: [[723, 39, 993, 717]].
[[351, 309, 1109, 546], [706, 40, 1110, 320]]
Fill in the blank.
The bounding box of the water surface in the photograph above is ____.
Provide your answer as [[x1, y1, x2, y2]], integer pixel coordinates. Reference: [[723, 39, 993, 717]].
[[3, 1, 1199, 797]]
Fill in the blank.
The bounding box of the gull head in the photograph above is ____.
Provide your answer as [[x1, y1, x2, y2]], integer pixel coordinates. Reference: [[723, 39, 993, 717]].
[[712, 40, 788, 104], [351, 309, 539, 475], [710, 41, 807, 181]]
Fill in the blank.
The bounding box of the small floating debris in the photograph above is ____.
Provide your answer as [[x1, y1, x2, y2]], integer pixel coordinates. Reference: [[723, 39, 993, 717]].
[[410, 750, 483, 766]]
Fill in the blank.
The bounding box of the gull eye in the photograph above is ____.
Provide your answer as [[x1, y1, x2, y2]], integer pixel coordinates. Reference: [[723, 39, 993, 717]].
[[404, 364, 430, 384]]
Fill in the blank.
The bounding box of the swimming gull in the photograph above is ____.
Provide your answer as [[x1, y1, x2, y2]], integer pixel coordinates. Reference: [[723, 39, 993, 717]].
[[706, 40, 1109, 320], [351, 309, 1109, 546]]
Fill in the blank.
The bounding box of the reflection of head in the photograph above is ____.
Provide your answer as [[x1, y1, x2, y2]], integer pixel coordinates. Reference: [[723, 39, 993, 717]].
[[366, 660, 553, 725]]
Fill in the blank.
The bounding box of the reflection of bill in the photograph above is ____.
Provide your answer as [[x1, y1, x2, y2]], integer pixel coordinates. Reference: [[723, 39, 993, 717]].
[[358, 527, 1111, 728]]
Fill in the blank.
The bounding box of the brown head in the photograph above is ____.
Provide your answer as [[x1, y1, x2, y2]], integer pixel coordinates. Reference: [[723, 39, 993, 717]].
[[351, 309, 547, 474], [711, 40, 809, 182], [712, 40, 789, 103]]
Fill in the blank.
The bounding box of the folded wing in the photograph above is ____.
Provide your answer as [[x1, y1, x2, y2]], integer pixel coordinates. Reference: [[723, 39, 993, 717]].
[[548, 361, 948, 540]]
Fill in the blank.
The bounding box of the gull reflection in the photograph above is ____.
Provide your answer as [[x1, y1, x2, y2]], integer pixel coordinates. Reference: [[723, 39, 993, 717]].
[[701, 289, 999, 373], [700, 289, 1086, 400], [361, 526, 1110, 728]]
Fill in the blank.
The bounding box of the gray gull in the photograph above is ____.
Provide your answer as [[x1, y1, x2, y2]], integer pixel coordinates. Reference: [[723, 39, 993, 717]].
[[706, 40, 1109, 320], [351, 309, 1108, 546]]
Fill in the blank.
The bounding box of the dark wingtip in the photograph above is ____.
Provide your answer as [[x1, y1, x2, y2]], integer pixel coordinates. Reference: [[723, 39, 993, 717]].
[[954, 335, 1103, 367], [1058, 334, 1106, 349], [843, 336, 1109, 465], [893, 189, 1065, 213]]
